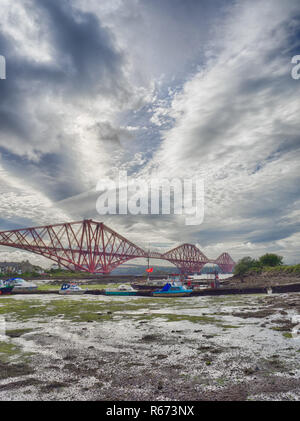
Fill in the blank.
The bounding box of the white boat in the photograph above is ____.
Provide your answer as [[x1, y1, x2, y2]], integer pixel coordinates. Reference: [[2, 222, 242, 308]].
[[132, 274, 183, 290], [59, 283, 87, 295], [145, 278, 169, 287], [105, 284, 138, 296], [6, 278, 38, 293]]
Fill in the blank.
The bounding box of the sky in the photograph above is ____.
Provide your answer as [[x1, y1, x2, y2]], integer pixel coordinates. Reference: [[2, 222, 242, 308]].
[[0, 0, 299, 267]]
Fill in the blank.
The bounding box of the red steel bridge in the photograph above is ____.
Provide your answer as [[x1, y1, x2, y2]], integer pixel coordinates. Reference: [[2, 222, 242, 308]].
[[0, 219, 235, 274]]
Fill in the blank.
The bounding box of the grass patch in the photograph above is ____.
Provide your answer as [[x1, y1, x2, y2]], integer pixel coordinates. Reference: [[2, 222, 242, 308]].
[[0, 341, 21, 362], [216, 377, 227, 385], [5, 328, 32, 338], [0, 295, 224, 324], [218, 324, 240, 329], [127, 312, 221, 324], [0, 294, 255, 326], [0, 360, 34, 380], [0, 339, 32, 368]]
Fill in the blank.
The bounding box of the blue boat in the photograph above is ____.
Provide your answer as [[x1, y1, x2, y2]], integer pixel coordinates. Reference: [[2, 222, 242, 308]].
[[152, 281, 193, 297], [5, 278, 37, 293]]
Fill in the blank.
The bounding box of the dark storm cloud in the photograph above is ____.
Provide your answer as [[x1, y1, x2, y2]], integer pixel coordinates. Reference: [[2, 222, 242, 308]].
[[248, 223, 300, 244], [0, 147, 83, 201], [0, 0, 135, 206], [34, 0, 128, 97], [0, 0, 128, 146], [0, 56, 64, 144], [0, 217, 37, 232]]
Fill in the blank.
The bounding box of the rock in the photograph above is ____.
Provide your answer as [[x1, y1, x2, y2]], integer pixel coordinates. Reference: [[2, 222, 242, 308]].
[[244, 367, 256, 375], [141, 334, 160, 342]]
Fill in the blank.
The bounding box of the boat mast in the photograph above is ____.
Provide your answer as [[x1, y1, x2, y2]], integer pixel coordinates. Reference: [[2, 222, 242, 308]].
[[147, 244, 150, 281]]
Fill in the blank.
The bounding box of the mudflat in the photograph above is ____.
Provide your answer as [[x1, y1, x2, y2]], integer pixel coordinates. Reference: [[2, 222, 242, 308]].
[[0, 292, 299, 401]]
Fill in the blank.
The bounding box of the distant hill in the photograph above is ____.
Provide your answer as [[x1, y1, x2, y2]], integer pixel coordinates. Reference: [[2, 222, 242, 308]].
[[110, 263, 225, 275], [111, 264, 179, 276]]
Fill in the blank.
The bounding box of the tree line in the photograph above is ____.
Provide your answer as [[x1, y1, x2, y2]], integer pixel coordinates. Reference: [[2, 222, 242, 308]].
[[234, 253, 283, 276]]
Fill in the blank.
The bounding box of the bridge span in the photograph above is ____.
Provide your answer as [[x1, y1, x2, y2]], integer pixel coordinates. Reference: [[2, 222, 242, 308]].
[[0, 219, 235, 274]]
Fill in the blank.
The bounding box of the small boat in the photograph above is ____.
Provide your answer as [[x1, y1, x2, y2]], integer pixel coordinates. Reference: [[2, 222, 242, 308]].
[[0, 280, 14, 295], [152, 281, 193, 297], [59, 283, 87, 295], [5, 278, 38, 293], [105, 284, 137, 296], [131, 278, 168, 290], [132, 274, 185, 290]]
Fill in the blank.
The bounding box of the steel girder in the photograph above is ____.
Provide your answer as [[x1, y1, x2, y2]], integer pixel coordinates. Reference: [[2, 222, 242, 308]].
[[162, 243, 209, 274], [214, 252, 236, 273], [0, 220, 236, 274], [0, 219, 147, 274]]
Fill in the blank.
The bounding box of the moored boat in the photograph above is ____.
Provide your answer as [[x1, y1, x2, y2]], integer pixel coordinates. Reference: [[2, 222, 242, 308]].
[[105, 284, 137, 296], [59, 283, 87, 295], [152, 281, 193, 297], [131, 279, 168, 290], [131, 274, 185, 290], [6, 278, 38, 293]]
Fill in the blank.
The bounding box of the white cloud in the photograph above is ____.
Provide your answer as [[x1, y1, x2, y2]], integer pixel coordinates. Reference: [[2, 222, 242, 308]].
[[0, 0, 300, 266]]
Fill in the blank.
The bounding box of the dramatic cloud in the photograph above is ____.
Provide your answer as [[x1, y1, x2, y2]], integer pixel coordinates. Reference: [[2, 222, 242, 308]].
[[0, 0, 299, 266]]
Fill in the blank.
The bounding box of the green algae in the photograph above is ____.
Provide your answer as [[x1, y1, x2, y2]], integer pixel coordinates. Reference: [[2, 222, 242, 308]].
[[0, 341, 20, 362], [5, 328, 33, 338], [0, 296, 223, 324]]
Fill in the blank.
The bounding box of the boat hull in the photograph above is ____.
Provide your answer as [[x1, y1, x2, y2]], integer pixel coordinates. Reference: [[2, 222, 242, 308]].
[[59, 290, 85, 295], [152, 291, 192, 297], [131, 283, 168, 290], [12, 286, 38, 293], [0, 286, 14, 295]]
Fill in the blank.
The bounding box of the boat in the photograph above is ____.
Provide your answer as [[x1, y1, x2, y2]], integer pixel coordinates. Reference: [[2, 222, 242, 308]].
[[131, 279, 167, 290], [152, 281, 193, 297], [5, 278, 38, 293], [0, 280, 14, 295], [131, 274, 185, 290], [105, 284, 137, 296], [59, 283, 87, 295]]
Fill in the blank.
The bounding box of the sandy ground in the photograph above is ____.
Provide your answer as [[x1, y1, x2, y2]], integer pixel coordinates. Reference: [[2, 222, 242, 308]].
[[0, 292, 299, 401]]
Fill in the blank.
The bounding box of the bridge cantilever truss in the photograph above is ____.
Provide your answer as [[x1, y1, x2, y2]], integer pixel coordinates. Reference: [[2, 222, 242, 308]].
[[0, 219, 235, 274], [162, 243, 209, 274]]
